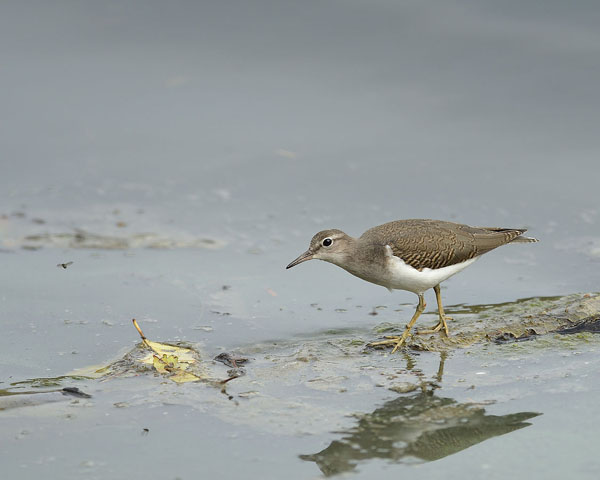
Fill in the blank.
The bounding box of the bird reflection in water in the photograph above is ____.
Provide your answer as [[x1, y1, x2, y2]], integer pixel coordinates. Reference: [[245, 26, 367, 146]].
[[300, 353, 540, 476]]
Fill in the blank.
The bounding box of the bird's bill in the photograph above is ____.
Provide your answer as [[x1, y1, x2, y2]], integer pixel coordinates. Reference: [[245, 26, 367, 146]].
[[286, 250, 314, 269]]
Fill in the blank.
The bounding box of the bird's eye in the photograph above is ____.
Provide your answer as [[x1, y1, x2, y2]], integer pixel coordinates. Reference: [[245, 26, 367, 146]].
[[322, 237, 333, 247]]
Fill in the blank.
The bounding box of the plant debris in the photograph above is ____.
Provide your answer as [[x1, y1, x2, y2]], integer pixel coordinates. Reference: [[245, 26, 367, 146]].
[[61, 387, 91, 398], [554, 315, 600, 334], [491, 329, 539, 344], [214, 352, 249, 369]]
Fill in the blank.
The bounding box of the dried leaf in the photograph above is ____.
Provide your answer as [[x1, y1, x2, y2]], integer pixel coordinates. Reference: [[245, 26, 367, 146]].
[[132, 319, 203, 383]]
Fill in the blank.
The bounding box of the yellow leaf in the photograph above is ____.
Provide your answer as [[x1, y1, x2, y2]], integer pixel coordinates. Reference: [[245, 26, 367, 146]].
[[140, 341, 196, 366], [152, 355, 168, 374]]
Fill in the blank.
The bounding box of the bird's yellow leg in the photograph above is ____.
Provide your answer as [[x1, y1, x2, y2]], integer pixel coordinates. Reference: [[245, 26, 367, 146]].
[[369, 294, 425, 353], [417, 285, 452, 336]]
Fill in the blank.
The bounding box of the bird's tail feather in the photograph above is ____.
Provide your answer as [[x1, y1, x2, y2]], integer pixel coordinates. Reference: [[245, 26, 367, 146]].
[[511, 235, 539, 243]]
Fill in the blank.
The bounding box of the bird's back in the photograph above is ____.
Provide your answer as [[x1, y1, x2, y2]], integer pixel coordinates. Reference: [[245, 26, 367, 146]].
[[359, 219, 535, 271]]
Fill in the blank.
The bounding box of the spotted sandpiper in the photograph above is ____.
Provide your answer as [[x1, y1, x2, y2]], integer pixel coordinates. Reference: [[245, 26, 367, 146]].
[[286, 219, 538, 352]]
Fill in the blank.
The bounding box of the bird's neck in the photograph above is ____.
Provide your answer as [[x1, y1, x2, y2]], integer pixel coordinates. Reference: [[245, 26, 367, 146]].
[[327, 238, 388, 280]]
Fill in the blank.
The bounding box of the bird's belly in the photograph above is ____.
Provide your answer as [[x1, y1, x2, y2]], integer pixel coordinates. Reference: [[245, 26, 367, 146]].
[[384, 256, 479, 293]]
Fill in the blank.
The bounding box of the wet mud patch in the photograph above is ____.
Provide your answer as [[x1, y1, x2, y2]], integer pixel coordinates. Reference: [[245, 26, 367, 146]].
[[1, 292, 598, 476], [369, 293, 600, 352], [3, 293, 600, 414], [0, 209, 225, 250], [15, 230, 225, 250]]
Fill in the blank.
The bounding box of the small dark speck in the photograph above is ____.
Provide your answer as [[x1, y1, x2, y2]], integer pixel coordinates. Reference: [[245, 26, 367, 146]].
[[57, 261, 74, 269], [31, 218, 46, 224], [369, 309, 378, 316], [222, 285, 231, 291], [142, 428, 149, 435]]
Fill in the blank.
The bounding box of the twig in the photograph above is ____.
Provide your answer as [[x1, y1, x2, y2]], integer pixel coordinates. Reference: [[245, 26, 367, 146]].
[[132, 318, 152, 349]]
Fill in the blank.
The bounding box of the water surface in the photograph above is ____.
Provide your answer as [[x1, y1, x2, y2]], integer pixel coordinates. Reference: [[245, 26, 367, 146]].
[[1, 1, 600, 479]]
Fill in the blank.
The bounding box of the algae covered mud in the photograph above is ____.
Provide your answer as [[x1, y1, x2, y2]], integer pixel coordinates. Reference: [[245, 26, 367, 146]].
[[2, 293, 600, 478]]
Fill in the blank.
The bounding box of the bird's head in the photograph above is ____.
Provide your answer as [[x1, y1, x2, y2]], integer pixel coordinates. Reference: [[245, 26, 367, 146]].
[[286, 229, 353, 269]]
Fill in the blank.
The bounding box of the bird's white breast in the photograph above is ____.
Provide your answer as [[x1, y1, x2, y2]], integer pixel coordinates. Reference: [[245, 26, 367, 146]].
[[384, 245, 478, 293]]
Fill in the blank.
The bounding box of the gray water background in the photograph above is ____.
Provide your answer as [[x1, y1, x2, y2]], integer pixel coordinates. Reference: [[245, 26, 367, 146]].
[[1, 1, 600, 479]]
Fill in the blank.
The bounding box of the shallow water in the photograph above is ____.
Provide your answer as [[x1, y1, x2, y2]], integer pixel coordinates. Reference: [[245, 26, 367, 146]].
[[1, 1, 600, 479]]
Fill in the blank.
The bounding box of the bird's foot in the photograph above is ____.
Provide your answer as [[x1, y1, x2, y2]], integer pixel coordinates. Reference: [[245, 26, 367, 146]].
[[368, 332, 412, 353], [417, 323, 443, 334], [417, 315, 453, 336]]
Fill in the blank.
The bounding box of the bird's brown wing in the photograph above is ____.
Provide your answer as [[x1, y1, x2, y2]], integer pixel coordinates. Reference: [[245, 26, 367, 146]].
[[360, 219, 527, 270]]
